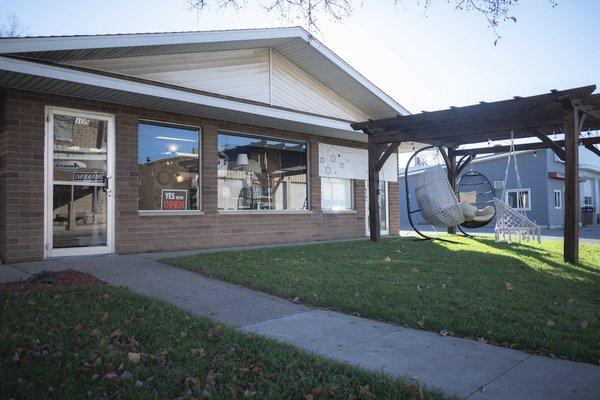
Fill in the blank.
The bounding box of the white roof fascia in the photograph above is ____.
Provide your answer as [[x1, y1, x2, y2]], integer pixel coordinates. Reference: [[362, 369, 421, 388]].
[[0, 28, 301, 53], [0, 56, 354, 133]]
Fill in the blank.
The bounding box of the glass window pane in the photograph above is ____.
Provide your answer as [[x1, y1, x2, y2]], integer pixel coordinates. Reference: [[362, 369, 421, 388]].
[[520, 190, 529, 209], [53, 185, 107, 248], [217, 133, 307, 211], [321, 177, 353, 211], [379, 181, 388, 230], [507, 192, 518, 208], [138, 122, 200, 210]]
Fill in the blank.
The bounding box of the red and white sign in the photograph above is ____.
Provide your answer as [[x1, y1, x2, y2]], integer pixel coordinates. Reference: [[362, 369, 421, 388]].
[[161, 189, 187, 210]]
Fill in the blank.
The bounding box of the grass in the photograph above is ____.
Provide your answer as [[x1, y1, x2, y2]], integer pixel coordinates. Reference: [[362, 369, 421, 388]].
[[0, 285, 446, 399], [166, 236, 600, 364]]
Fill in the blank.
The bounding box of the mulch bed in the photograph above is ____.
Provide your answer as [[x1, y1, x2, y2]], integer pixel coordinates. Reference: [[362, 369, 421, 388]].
[[0, 270, 106, 294]]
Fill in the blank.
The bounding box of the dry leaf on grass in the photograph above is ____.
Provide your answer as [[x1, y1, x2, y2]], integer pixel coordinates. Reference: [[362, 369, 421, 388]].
[[504, 283, 514, 291], [410, 267, 420, 273], [127, 352, 141, 364], [546, 320, 554, 327], [580, 320, 589, 329], [382, 257, 392, 263]]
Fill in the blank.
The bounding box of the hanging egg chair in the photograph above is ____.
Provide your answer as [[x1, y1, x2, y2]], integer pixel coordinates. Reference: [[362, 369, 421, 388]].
[[457, 170, 496, 228]]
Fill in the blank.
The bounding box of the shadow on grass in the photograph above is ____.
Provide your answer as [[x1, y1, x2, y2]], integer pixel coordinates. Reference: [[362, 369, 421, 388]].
[[167, 236, 600, 363], [466, 236, 600, 281]]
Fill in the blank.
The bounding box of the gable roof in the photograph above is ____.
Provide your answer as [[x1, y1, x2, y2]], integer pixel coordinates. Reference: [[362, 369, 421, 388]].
[[0, 27, 409, 120]]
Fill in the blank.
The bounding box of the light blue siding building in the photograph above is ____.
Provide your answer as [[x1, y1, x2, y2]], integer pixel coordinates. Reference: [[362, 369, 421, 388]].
[[399, 148, 600, 229]]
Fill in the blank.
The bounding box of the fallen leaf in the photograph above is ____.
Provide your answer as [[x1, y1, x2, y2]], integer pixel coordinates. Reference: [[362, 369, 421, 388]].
[[74, 324, 84, 333], [90, 329, 101, 337], [182, 376, 200, 390], [439, 329, 449, 337], [192, 348, 205, 357], [208, 325, 222, 338], [566, 298, 574, 305], [109, 330, 122, 339], [382, 256, 392, 263], [580, 320, 588, 329], [360, 384, 373, 397], [546, 320, 554, 327], [504, 283, 514, 291], [410, 267, 420, 273], [203, 370, 217, 396], [104, 372, 119, 381], [127, 352, 141, 364], [292, 296, 300, 303]]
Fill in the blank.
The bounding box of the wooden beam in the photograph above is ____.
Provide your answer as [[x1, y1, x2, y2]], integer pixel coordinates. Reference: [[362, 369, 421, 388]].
[[454, 136, 600, 156], [446, 147, 457, 235], [584, 143, 600, 158], [375, 142, 400, 171], [531, 129, 566, 160], [351, 85, 597, 132], [563, 106, 580, 264], [367, 134, 381, 242]]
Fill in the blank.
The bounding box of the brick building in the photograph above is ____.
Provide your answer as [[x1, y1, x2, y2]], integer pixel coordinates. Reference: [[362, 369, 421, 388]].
[[0, 28, 410, 263]]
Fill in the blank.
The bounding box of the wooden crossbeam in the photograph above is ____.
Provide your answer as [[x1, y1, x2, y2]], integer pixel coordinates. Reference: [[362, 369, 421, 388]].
[[375, 142, 400, 171], [585, 143, 600, 158], [454, 136, 600, 156], [530, 129, 565, 160]]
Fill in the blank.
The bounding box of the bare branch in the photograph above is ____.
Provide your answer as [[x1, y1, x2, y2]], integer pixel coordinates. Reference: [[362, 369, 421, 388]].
[[0, 13, 26, 38], [186, 0, 555, 41]]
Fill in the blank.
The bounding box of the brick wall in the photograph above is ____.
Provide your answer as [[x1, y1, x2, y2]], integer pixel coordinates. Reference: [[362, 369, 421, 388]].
[[0, 89, 399, 263]]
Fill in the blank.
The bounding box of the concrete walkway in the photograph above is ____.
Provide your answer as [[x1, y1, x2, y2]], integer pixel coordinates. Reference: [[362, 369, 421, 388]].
[[3, 253, 599, 400]]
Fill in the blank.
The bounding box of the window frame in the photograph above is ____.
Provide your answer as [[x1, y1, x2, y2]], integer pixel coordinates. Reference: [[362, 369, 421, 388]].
[[137, 119, 203, 216], [321, 177, 356, 213], [505, 188, 532, 211], [216, 130, 311, 214], [553, 189, 562, 209]]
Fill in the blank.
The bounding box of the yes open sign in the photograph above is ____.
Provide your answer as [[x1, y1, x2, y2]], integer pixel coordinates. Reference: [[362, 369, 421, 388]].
[[161, 189, 188, 210]]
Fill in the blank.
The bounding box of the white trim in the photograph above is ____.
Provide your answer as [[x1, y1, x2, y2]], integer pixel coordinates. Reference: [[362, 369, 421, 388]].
[[0, 27, 409, 116], [322, 210, 357, 214], [138, 210, 204, 217], [504, 188, 532, 211], [0, 56, 355, 133], [218, 210, 312, 215], [44, 106, 116, 258], [553, 189, 562, 209]]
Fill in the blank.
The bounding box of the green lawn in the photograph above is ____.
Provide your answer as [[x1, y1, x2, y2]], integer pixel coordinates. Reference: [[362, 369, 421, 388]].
[[0, 286, 445, 400], [167, 237, 600, 364]]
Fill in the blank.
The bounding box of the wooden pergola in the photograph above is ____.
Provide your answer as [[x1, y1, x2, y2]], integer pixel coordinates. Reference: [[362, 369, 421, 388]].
[[351, 85, 600, 263]]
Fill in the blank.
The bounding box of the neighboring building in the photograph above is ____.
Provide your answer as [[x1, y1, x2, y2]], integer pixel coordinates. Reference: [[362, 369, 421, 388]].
[[0, 27, 406, 263], [399, 147, 600, 229]]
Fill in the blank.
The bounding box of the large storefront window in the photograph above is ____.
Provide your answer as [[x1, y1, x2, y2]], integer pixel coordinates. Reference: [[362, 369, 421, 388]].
[[138, 122, 201, 211], [321, 177, 354, 211], [218, 132, 308, 211]]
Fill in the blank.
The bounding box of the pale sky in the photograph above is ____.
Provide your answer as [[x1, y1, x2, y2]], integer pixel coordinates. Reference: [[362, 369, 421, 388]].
[[1, 0, 599, 114]]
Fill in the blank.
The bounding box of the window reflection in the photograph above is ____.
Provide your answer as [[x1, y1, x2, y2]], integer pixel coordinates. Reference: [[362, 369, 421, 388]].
[[217, 133, 308, 211], [138, 122, 200, 210]]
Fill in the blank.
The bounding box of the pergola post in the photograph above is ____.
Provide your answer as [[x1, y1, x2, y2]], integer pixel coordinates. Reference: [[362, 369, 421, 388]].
[[563, 105, 580, 264], [367, 134, 381, 241], [446, 146, 457, 234]]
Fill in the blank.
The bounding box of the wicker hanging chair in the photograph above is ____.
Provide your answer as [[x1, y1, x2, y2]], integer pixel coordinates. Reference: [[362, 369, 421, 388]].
[[415, 165, 465, 228]]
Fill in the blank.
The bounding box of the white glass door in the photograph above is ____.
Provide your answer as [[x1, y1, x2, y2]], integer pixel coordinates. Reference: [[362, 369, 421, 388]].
[[45, 107, 115, 257]]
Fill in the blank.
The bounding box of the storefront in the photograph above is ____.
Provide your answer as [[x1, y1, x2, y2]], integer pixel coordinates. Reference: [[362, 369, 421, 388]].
[[0, 28, 408, 263]]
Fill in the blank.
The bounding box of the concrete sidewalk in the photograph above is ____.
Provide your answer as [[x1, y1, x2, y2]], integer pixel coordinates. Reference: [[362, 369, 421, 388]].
[[3, 253, 599, 399]]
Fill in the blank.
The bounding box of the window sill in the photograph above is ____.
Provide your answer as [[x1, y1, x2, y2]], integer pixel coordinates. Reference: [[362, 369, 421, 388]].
[[218, 210, 312, 215], [322, 210, 357, 214], [138, 210, 204, 217]]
